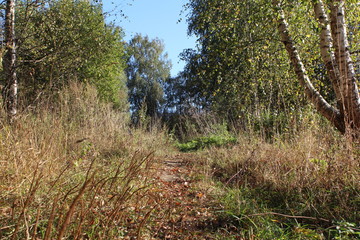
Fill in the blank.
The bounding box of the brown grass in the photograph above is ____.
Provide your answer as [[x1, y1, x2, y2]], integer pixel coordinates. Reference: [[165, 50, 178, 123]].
[[0, 82, 170, 239], [200, 126, 359, 221], [0, 82, 358, 239]]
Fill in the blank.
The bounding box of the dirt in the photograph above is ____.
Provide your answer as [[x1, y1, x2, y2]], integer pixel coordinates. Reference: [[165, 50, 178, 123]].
[[150, 153, 234, 239]]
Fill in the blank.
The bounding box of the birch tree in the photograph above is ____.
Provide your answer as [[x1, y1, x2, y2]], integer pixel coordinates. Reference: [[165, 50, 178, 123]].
[[2, 0, 17, 120], [8, 0, 128, 108], [273, 0, 360, 135], [126, 34, 171, 120], [182, 0, 305, 130]]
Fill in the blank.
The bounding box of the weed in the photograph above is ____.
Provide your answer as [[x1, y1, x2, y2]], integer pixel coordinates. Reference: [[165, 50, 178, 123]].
[[1, 82, 359, 239]]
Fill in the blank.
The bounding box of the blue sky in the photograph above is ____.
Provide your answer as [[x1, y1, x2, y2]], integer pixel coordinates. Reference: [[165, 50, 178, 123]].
[[102, 0, 197, 77]]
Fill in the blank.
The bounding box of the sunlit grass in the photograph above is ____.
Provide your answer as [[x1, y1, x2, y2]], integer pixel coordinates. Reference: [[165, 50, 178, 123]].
[[190, 125, 360, 239], [0, 82, 359, 239], [0, 82, 170, 239]]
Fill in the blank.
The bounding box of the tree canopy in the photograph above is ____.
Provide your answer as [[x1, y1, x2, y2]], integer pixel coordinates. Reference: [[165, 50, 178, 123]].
[[178, 0, 307, 134], [1, 0, 359, 136], [1, 0, 128, 109], [178, 0, 359, 135], [126, 34, 171, 121]]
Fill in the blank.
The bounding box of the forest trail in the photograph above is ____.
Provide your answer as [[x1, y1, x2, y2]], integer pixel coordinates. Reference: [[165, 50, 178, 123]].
[[159, 156, 188, 183], [149, 153, 234, 240]]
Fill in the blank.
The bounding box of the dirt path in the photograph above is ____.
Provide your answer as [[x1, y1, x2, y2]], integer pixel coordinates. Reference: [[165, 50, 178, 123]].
[[159, 157, 188, 183], [150, 153, 231, 240]]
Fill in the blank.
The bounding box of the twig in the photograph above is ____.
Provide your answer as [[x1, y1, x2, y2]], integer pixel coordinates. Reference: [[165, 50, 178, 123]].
[[24, 212, 30, 239], [12, 166, 43, 240], [326, 225, 360, 232], [44, 194, 59, 240], [136, 206, 156, 239], [56, 176, 93, 240], [31, 203, 41, 239], [0, 224, 16, 231], [248, 211, 331, 222], [226, 146, 257, 185]]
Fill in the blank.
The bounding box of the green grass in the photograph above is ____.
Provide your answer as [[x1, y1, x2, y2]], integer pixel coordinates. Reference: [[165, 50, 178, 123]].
[[211, 185, 360, 239], [176, 135, 237, 152]]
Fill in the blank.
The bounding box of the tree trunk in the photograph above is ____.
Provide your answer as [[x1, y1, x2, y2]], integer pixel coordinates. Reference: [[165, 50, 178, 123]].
[[313, 1, 343, 110], [329, 0, 360, 131], [273, 1, 345, 133], [273, 0, 360, 136], [2, 0, 18, 121]]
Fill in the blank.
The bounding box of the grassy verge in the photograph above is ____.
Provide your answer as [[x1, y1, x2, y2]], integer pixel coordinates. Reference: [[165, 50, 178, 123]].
[[176, 135, 237, 152], [190, 128, 360, 239]]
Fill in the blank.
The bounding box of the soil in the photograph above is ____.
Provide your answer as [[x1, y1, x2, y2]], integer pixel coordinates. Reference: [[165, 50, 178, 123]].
[[150, 153, 236, 240]]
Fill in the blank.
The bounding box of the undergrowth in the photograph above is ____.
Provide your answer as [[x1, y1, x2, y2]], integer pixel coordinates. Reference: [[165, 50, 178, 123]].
[[192, 124, 360, 239], [0, 82, 359, 239], [174, 119, 238, 152], [0, 82, 170, 239]]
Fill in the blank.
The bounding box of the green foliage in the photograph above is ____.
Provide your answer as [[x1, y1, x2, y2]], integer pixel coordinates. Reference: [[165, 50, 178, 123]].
[[179, 0, 360, 133], [176, 134, 237, 152], [126, 34, 171, 120], [180, 0, 306, 127], [175, 122, 237, 151], [13, 0, 128, 108], [330, 221, 360, 239], [216, 186, 360, 239], [163, 75, 193, 115]]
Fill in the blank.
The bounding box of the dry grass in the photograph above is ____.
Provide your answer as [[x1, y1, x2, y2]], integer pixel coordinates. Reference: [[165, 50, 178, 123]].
[[0, 82, 170, 239], [200, 126, 359, 222], [0, 82, 359, 239]]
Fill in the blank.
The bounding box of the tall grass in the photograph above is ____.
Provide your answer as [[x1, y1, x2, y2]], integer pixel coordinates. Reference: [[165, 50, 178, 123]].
[[0, 82, 169, 239], [1, 82, 359, 239], [185, 115, 359, 239]]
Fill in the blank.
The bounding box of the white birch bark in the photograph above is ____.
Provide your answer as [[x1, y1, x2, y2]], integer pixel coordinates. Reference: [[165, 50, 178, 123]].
[[329, 0, 360, 130], [273, 3, 345, 132], [2, 0, 18, 120], [314, 1, 342, 106]]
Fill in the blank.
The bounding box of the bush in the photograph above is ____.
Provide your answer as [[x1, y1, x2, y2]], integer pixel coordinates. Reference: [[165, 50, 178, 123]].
[[13, 0, 128, 108]]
